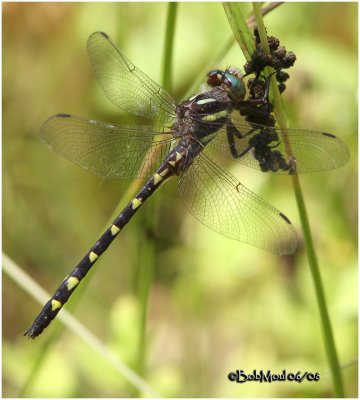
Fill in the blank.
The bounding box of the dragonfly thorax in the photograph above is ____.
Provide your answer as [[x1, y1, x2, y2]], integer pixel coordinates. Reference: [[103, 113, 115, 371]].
[[174, 87, 234, 146], [177, 87, 233, 119]]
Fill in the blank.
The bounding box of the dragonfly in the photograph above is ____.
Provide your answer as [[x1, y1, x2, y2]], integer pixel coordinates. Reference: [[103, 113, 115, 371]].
[[25, 31, 349, 338]]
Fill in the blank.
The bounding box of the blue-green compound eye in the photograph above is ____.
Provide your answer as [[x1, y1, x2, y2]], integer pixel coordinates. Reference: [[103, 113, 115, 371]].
[[223, 72, 246, 100]]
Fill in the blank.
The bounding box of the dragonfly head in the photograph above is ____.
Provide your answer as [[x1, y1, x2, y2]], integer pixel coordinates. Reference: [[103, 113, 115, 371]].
[[206, 69, 224, 86], [206, 67, 246, 101]]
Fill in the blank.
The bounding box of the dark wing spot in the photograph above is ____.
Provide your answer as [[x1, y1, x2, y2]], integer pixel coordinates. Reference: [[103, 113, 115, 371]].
[[56, 113, 71, 118], [99, 31, 109, 39], [279, 212, 291, 224], [322, 132, 336, 138]]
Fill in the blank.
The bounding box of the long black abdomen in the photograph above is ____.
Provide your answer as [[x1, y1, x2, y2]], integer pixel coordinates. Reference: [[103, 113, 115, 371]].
[[24, 148, 185, 338]]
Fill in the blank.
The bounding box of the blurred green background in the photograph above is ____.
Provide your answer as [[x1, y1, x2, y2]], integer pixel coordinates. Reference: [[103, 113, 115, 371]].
[[3, 2, 357, 397]]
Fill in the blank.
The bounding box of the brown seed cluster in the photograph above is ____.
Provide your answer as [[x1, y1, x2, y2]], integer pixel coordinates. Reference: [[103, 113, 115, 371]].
[[244, 27, 296, 94]]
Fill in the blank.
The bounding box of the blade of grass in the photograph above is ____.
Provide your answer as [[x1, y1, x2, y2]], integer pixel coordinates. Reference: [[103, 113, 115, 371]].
[[223, 2, 255, 61], [252, 3, 344, 397], [19, 159, 149, 394], [3, 253, 161, 397]]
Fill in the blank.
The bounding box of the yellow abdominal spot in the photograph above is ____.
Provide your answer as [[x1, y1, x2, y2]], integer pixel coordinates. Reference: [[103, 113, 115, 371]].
[[111, 224, 121, 236], [132, 198, 142, 209], [66, 277, 80, 291], [153, 173, 163, 185], [51, 299, 62, 311], [89, 251, 99, 262]]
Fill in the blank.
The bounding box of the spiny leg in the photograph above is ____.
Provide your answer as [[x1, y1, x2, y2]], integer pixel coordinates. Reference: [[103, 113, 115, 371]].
[[226, 121, 256, 159]]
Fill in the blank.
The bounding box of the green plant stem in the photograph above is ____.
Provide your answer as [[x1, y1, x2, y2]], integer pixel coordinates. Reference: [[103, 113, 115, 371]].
[[184, 2, 281, 100], [162, 2, 177, 91], [252, 3, 344, 396], [134, 3, 178, 394], [134, 212, 156, 380]]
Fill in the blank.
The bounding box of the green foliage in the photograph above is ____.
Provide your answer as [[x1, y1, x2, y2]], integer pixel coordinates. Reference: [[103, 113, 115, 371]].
[[3, 2, 357, 397]]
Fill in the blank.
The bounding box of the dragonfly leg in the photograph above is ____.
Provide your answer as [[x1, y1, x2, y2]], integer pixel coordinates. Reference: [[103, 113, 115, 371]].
[[261, 71, 277, 103], [226, 121, 255, 159]]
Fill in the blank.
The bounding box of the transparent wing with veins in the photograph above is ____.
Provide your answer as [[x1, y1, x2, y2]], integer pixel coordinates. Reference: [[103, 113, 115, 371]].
[[198, 113, 349, 173], [41, 114, 174, 180], [87, 31, 177, 124], [178, 151, 298, 255]]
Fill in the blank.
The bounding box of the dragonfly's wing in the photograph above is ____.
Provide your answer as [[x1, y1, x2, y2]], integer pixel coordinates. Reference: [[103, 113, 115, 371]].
[[203, 115, 349, 173], [177, 152, 297, 255], [87, 32, 176, 124], [41, 114, 174, 179]]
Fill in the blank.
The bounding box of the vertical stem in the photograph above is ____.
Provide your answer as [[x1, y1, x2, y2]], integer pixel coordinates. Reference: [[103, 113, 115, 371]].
[[252, 3, 344, 396], [134, 2, 178, 394], [162, 2, 178, 91]]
